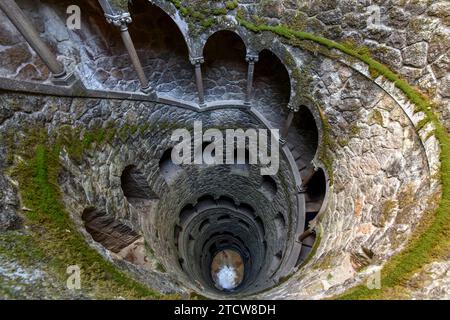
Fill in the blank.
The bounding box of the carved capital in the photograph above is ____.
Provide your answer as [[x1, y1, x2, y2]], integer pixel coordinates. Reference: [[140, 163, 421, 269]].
[[245, 54, 259, 63], [141, 83, 157, 97], [51, 70, 77, 86], [287, 102, 300, 112], [190, 56, 205, 65], [105, 12, 132, 30]]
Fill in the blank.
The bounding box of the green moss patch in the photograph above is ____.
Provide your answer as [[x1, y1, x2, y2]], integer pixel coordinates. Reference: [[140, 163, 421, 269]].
[[168, 0, 239, 35], [3, 127, 172, 299]]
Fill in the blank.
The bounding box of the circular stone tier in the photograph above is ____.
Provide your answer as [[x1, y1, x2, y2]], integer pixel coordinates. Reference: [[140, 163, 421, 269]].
[[0, 0, 445, 301]]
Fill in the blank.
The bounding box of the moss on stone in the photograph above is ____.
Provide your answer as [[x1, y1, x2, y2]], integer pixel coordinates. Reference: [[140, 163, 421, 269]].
[[111, 0, 129, 11], [317, 108, 335, 185], [298, 230, 322, 269], [156, 262, 166, 273], [369, 66, 380, 79], [213, 7, 228, 16], [201, 18, 215, 28], [313, 252, 334, 270], [189, 292, 209, 300], [379, 199, 396, 227], [168, 0, 240, 35], [369, 110, 384, 127], [416, 117, 430, 131], [3, 126, 178, 299], [338, 138, 349, 147], [1, 128, 17, 165], [225, 1, 238, 10], [349, 124, 361, 136], [0, 231, 46, 265]]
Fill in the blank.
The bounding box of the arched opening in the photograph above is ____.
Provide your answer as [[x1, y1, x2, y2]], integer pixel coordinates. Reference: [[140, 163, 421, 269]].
[[82, 207, 140, 253], [288, 106, 320, 169], [217, 196, 236, 209], [260, 175, 278, 200], [174, 195, 268, 294], [305, 169, 326, 223], [253, 50, 291, 121], [203, 30, 247, 101], [274, 212, 286, 238], [296, 168, 326, 267], [159, 148, 184, 185], [121, 165, 158, 209], [179, 203, 196, 225], [129, 1, 196, 99], [238, 203, 255, 217], [59, 0, 133, 91]]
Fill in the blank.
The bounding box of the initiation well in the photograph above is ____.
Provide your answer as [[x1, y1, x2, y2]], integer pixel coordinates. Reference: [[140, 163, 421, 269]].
[[0, 0, 447, 300]]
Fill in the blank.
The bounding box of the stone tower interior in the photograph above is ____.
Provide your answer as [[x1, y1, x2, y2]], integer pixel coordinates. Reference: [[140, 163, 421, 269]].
[[0, 0, 449, 300]]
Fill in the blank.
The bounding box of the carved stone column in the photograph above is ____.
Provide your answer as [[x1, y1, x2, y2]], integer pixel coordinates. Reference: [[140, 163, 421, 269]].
[[280, 103, 299, 145], [0, 0, 75, 85], [281, 111, 295, 141], [245, 54, 259, 105], [191, 56, 206, 107], [301, 164, 318, 190], [105, 12, 154, 95]]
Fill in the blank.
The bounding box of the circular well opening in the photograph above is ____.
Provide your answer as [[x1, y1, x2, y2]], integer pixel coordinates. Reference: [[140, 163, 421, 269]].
[[210, 249, 244, 291]]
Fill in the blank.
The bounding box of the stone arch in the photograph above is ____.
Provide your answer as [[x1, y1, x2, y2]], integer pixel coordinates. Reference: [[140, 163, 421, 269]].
[[202, 30, 248, 102], [305, 168, 326, 223], [141, 0, 194, 56], [121, 165, 158, 203], [159, 148, 184, 185], [294, 97, 325, 162], [253, 49, 292, 112], [255, 38, 302, 105], [81, 207, 140, 253], [201, 29, 249, 58], [128, 0, 195, 99], [179, 203, 196, 225], [260, 175, 278, 201], [288, 105, 320, 168]]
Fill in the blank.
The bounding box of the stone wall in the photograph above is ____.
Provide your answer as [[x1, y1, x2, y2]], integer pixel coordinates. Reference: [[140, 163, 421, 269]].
[[0, 92, 303, 296], [0, 0, 446, 299], [239, 0, 450, 130], [260, 55, 439, 299]]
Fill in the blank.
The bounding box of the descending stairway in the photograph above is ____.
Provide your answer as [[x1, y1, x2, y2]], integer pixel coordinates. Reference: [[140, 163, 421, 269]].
[[286, 142, 326, 267]]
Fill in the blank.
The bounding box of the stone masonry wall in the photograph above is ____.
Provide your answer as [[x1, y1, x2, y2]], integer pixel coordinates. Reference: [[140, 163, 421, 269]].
[[0, 0, 446, 299]]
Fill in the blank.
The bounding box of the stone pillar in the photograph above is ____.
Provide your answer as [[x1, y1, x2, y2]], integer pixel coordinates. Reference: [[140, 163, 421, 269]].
[[191, 57, 206, 107], [0, 0, 75, 85], [105, 12, 154, 95], [301, 165, 317, 189], [245, 54, 259, 105], [281, 111, 295, 141], [280, 102, 299, 145]]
